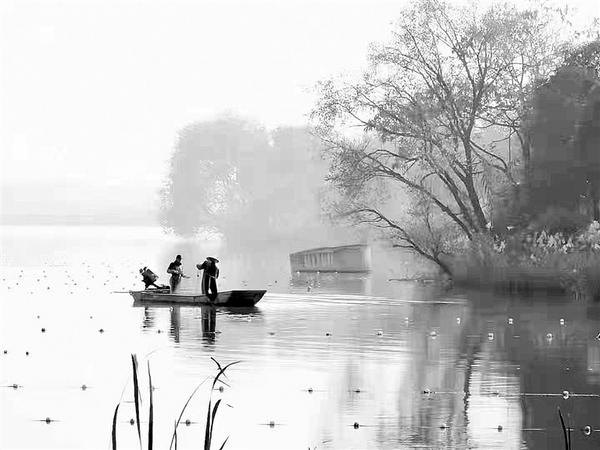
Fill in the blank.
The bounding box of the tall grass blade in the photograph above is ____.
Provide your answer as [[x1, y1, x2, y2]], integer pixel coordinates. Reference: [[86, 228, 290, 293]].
[[217, 436, 229, 450], [558, 408, 570, 450], [112, 403, 120, 450], [131, 354, 142, 449], [209, 399, 222, 446], [168, 376, 210, 450], [173, 421, 178, 450], [148, 361, 153, 450], [204, 399, 213, 450]]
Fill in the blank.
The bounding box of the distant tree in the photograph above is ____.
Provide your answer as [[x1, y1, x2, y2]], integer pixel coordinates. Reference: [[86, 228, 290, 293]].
[[312, 0, 598, 271], [161, 118, 330, 240], [160, 116, 270, 236]]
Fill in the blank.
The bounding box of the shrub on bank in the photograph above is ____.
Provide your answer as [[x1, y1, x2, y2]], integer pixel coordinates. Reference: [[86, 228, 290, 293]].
[[450, 221, 600, 299]]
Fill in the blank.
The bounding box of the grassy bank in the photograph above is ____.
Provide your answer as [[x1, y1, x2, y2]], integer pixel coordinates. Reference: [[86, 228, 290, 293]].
[[449, 223, 600, 300]]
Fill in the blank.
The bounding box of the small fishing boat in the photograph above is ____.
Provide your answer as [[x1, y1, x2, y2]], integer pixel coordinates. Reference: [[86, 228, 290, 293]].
[[129, 289, 266, 306]]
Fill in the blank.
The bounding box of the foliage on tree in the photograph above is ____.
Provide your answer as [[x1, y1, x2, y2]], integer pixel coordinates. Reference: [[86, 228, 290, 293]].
[[526, 40, 600, 223]]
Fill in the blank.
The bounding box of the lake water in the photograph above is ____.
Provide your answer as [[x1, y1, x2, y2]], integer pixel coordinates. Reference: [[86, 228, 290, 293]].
[[1, 226, 600, 449]]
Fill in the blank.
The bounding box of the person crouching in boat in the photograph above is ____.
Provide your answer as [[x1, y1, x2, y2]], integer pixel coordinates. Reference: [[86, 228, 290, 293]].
[[167, 254, 188, 293], [196, 257, 219, 301], [140, 267, 162, 289]]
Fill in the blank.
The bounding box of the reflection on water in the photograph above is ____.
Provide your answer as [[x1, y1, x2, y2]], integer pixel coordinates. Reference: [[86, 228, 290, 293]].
[[1, 226, 600, 449]]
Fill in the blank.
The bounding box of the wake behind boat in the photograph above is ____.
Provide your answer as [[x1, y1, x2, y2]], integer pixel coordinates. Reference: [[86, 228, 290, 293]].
[[129, 289, 266, 306]]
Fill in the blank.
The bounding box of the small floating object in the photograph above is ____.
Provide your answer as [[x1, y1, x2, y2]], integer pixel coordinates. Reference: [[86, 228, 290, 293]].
[[185, 419, 191, 426], [353, 422, 360, 429], [12, 383, 18, 389], [325, 332, 331, 336], [268, 332, 275, 336], [562, 390, 570, 399], [269, 420, 275, 428], [497, 425, 503, 431], [45, 417, 52, 424], [130, 418, 135, 425], [456, 317, 461, 324], [429, 331, 437, 338], [353, 388, 361, 393], [218, 386, 224, 393], [508, 318, 513, 325], [41, 328, 46, 333], [487, 332, 494, 341], [25, 351, 29, 356], [3, 350, 7, 354], [157, 330, 162, 334], [546, 333, 553, 340], [307, 286, 311, 292], [583, 425, 592, 436], [81, 384, 87, 390], [98, 329, 104, 333], [440, 423, 448, 429], [376, 330, 383, 336], [307, 387, 313, 393], [560, 318, 565, 325], [423, 389, 432, 394]]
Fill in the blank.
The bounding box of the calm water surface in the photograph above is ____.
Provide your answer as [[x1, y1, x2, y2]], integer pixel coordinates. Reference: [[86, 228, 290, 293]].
[[1, 226, 600, 449]]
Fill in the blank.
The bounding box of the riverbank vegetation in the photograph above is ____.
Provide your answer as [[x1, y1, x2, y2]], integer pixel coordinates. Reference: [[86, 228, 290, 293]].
[[311, 0, 600, 299]]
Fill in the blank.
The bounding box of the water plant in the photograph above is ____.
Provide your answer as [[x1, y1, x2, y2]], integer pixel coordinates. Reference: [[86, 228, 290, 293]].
[[558, 408, 571, 450], [111, 354, 239, 450]]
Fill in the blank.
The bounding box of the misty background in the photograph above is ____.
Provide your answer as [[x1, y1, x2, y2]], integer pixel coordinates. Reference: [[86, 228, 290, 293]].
[[0, 0, 408, 230]]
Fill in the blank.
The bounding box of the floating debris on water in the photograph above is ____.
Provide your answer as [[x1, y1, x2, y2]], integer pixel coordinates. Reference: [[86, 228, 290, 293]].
[[307, 387, 313, 393], [218, 386, 224, 393], [325, 332, 331, 336], [269, 421, 275, 428], [41, 328, 46, 333], [560, 318, 565, 325], [488, 332, 494, 341], [98, 329, 104, 333], [81, 384, 87, 390], [25, 351, 29, 356], [130, 418, 135, 425], [456, 317, 461, 324], [185, 419, 191, 426], [562, 390, 570, 399], [377, 330, 383, 336], [497, 425, 503, 431], [45, 417, 52, 424], [439, 423, 448, 429], [353, 422, 360, 429], [546, 333, 553, 341], [508, 318, 514, 325], [583, 425, 592, 436]]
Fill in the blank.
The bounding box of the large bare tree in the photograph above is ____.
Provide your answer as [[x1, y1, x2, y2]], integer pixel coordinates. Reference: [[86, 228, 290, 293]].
[[312, 0, 596, 272]]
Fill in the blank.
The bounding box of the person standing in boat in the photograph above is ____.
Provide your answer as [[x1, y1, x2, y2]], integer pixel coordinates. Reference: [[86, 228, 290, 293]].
[[196, 257, 219, 300], [167, 254, 188, 293]]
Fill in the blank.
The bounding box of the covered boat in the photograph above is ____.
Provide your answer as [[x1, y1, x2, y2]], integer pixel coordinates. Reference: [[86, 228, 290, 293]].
[[129, 289, 266, 306]]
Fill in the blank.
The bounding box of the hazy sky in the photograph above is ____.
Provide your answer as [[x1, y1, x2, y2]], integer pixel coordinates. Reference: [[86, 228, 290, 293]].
[[1, 0, 599, 220], [0, 0, 408, 191]]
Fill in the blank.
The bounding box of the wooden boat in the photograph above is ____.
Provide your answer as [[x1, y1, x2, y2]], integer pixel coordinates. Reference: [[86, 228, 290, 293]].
[[129, 289, 266, 307]]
